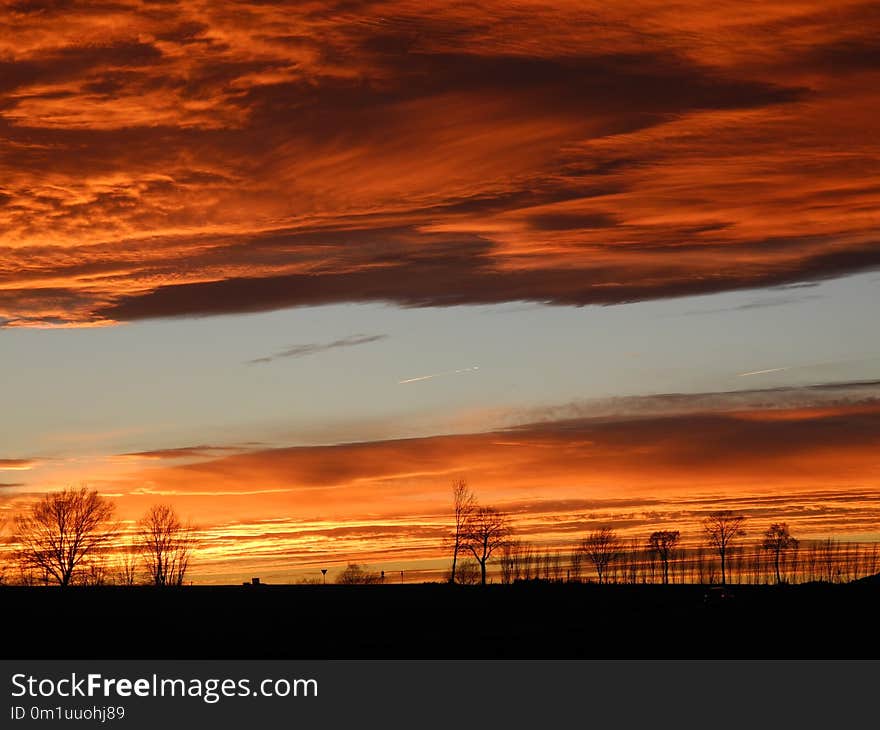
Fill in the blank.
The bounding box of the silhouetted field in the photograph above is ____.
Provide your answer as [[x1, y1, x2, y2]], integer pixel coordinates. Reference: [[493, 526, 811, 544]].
[[5, 580, 880, 659]]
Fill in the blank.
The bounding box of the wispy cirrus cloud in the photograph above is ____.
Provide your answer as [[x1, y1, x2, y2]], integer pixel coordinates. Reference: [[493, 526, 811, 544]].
[[246, 334, 387, 365], [116, 445, 244, 461], [110, 378, 880, 517], [500, 378, 880, 425], [684, 293, 823, 316], [0, 459, 37, 471]]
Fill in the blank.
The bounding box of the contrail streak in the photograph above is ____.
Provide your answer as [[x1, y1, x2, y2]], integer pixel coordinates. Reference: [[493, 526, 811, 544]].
[[738, 366, 792, 377], [737, 355, 880, 378], [398, 366, 479, 384]]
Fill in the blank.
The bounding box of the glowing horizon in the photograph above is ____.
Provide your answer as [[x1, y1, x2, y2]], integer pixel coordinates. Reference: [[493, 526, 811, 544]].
[[2, 0, 879, 583]]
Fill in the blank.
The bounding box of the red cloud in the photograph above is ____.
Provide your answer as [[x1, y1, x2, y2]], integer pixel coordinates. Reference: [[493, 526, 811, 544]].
[[1, 1, 878, 326]]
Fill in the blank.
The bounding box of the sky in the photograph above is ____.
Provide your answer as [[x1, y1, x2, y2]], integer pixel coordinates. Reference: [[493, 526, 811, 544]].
[[1, 0, 879, 582]]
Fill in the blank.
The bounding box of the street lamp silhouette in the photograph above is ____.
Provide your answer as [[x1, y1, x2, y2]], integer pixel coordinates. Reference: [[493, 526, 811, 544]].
[[321, 568, 328, 585]]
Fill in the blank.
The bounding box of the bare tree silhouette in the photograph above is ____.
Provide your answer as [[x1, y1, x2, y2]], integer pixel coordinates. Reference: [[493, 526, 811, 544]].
[[521, 543, 534, 580], [115, 540, 140, 586], [762, 523, 798, 584], [336, 563, 382, 584], [540, 549, 552, 580], [569, 547, 583, 582], [624, 537, 641, 584], [580, 528, 620, 584], [81, 556, 110, 586], [499, 540, 520, 584], [647, 530, 680, 585], [703, 511, 746, 585], [13, 486, 116, 587], [453, 559, 481, 585], [462, 507, 510, 585], [0, 516, 7, 585], [449, 479, 476, 584], [137, 504, 194, 586], [551, 550, 563, 581], [868, 544, 879, 578], [818, 538, 837, 582]]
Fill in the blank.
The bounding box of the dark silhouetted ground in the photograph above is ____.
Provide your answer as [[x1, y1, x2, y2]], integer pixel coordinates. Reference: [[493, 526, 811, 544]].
[[4, 580, 879, 658]]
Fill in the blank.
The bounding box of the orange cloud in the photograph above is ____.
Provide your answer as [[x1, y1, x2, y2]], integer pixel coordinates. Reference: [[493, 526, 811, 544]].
[[0, 458, 37, 471], [1, 1, 879, 326], [4, 382, 877, 581], [67, 384, 876, 580]]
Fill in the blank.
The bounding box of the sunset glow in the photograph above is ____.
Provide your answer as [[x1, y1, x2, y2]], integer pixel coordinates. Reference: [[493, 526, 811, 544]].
[[2, 0, 879, 583]]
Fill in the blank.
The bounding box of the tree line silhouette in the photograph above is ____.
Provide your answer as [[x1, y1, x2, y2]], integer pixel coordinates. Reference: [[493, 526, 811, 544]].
[[1, 481, 878, 587], [493, 533, 880, 586], [1, 487, 194, 587], [445, 481, 880, 586]]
